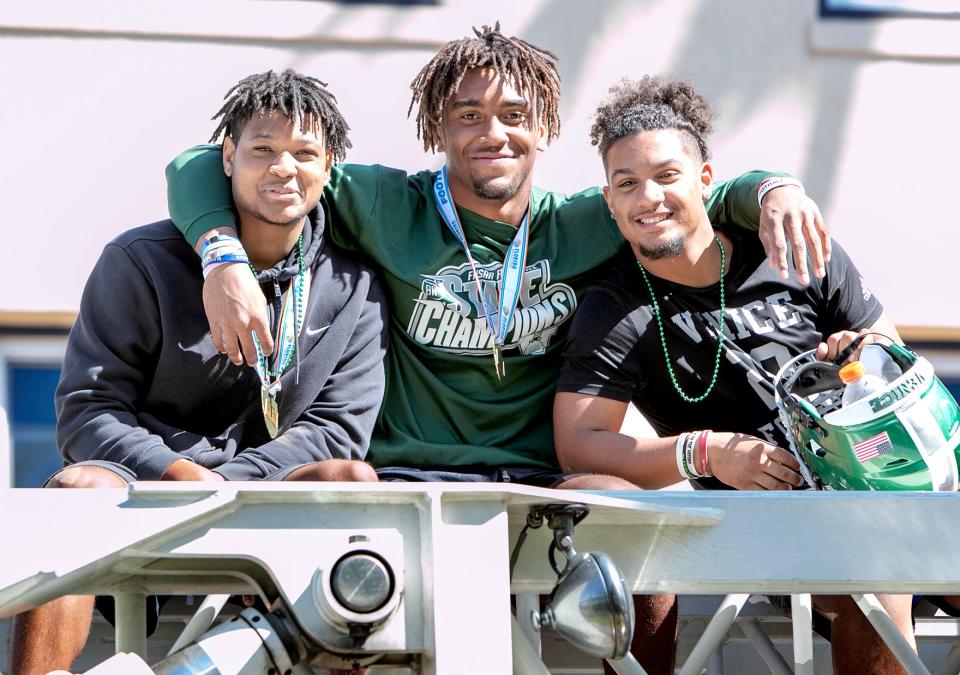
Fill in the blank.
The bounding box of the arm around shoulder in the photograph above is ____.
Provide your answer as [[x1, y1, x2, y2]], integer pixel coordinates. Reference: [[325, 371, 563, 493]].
[[165, 144, 236, 249]]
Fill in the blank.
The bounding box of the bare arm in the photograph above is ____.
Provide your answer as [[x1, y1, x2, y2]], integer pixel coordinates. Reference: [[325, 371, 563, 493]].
[[553, 392, 804, 491], [554, 392, 680, 489], [199, 239, 272, 368]]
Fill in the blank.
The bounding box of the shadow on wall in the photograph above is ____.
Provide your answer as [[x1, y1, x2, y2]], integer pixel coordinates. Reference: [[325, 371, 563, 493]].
[[668, 0, 877, 212]]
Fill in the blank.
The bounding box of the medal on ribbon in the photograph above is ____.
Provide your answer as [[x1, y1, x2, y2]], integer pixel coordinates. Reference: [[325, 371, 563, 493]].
[[432, 166, 529, 382], [260, 384, 280, 439], [250, 235, 310, 438]]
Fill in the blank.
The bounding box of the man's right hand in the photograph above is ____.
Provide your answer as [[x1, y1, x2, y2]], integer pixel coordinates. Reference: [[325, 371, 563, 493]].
[[204, 262, 272, 366], [162, 458, 226, 482], [708, 432, 804, 490]]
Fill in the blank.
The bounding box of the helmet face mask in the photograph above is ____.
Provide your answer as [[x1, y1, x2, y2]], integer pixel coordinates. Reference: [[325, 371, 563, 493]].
[[776, 343, 960, 491]]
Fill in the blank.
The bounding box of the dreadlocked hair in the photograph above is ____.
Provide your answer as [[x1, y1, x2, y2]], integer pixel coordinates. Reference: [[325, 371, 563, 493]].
[[408, 21, 562, 153], [209, 69, 351, 163], [590, 76, 713, 163]]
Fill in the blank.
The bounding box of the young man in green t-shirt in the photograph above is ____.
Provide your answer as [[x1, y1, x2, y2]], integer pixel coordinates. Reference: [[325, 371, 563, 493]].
[[165, 23, 830, 673]]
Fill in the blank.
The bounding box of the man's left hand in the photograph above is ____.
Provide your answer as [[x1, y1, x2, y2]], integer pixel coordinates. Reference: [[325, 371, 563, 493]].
[[816, 329, 891, 363], [759, 186, 831, 286]]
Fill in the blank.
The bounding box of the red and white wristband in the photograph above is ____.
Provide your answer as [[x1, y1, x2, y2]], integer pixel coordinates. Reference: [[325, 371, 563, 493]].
[[676, 431, 712, 480], [756, 177, 805, 207]]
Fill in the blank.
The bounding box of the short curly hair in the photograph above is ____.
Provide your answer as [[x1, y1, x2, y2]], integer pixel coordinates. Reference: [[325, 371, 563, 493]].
[[590, 76, 713, 163]]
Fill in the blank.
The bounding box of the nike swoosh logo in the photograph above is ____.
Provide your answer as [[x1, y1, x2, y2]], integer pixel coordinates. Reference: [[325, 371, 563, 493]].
[[306, 325, 331, 337]]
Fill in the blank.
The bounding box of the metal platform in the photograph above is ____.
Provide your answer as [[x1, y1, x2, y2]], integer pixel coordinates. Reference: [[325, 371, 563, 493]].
[[1, 484, 959, 674]]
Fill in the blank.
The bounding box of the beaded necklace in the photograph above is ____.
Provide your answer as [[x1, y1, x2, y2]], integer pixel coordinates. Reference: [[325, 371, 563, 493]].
[[636, 235, 726, 403], [249, 234, 305, 438], [250, 234, 305, 377]]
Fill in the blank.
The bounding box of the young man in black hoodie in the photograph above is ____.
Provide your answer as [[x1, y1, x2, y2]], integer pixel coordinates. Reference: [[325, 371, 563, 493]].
[[10, 70, 387, 675]]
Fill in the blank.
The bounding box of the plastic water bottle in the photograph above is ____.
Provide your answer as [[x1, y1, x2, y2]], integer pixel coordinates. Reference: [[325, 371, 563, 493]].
[[839, 361, 886, 407], [858, 343, 903, 383]]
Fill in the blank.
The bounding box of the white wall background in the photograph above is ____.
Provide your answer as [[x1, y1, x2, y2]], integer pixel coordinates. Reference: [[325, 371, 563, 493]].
[[1, 0, 958, 328]]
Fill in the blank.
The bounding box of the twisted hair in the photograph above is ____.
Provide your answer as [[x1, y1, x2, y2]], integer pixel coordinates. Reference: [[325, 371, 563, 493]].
[[209, 69, 351, 162], [590, 76, 713, 162], [409, 21, 562, 153]]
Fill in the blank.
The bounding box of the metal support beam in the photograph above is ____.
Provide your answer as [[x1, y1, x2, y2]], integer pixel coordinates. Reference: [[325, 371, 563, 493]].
[[678, 594, 749, 675], [740, 618, 793, 675], [113, 593, 146, 658], [511, 616, 551, 675], [853, 593, 931, 675], [792, 593, 813, 675], [516, 593, 542, 656], [708, 647, 724, 675], [168, 593, 230, 656], [607, 653, 650, 675]]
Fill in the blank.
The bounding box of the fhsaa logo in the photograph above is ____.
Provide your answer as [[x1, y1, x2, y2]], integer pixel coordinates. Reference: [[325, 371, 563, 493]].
[[407, 259, 576, 356]]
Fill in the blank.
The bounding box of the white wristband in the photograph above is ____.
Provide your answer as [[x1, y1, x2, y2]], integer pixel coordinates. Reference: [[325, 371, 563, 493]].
[[757, 177, 805, 207], [676, 433, 692, 479]]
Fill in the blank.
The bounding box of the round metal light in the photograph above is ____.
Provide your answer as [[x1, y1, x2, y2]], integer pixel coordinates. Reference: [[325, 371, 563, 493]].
[[330, 552, 393, 614]]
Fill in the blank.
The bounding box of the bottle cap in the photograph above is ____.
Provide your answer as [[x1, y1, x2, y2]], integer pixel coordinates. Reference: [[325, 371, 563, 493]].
[[838, 360, 865, 384]]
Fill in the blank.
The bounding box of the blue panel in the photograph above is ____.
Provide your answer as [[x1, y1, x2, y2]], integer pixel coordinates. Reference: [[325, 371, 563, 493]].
[[9, 364, 62, 488], [9, 366, 60, 425]]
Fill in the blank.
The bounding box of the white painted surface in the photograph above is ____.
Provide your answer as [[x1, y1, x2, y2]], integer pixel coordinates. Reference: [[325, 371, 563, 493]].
[[0, 1, 957, 329], [3, 485, 960, 672]]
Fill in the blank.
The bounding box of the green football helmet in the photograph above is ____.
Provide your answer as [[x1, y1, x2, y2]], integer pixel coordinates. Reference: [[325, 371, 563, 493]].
[[775, 342, 960, 491]]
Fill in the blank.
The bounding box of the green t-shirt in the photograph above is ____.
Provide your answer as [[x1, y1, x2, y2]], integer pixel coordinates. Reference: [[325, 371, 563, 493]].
[[167, 146, 773, 469]]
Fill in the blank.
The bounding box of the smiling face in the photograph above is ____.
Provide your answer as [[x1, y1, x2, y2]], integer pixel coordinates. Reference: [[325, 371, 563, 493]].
[[222, 110, 333, 232], [602, 128, 713, 261], [438, 68, 546, 209]]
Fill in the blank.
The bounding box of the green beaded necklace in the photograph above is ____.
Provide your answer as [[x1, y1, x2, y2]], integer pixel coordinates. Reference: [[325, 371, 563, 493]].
[[636, 235, 726, 403], [250, 234, 305, 377]]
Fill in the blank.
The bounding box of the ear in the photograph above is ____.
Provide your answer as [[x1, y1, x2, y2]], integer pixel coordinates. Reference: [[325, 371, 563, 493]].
[[222, 136, 236, 178], [602, 185, 611, 211], [324, 148, 334, 174], [536, 122, 548, 152], [700, 161, 714, 201]]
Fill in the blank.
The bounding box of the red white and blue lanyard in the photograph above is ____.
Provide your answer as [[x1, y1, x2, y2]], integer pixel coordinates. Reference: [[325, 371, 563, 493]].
[[432, 165, 529, 380]]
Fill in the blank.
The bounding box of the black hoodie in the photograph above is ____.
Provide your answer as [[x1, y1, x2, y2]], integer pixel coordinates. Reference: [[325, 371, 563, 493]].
[[55, 208, 387, 480]]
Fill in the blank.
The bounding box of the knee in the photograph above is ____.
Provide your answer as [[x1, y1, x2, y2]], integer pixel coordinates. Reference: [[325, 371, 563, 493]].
[[46, 466, 127, 489], [284, 460, 378, 483], [555, 473, 640, 490], [340, 460, 378, 483]]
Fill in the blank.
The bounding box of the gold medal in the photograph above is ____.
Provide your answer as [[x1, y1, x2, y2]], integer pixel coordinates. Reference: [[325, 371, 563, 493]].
[[261, 386, 280, 439], [492, 342, 505, 382]]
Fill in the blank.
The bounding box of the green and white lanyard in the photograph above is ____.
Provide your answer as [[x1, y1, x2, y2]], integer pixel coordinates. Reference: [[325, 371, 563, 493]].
[[250, 235, 311, 438], [432, 166, 529, 380]]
